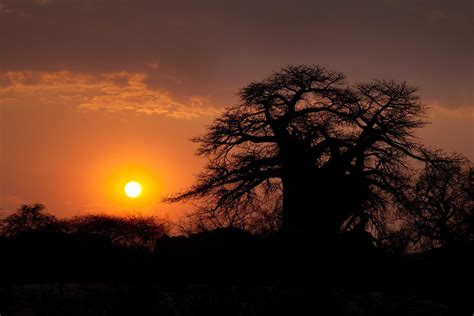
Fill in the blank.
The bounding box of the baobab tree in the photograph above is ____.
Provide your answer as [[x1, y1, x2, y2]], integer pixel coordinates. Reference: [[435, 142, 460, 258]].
[[167, 65, 430, 241]]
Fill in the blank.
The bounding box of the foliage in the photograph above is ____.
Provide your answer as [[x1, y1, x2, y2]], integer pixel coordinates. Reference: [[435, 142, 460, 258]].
[[398, 155, 473, 250], [0, 204, 60, 237], [67, 214, 167, 249], [0, 204, 167, 250]]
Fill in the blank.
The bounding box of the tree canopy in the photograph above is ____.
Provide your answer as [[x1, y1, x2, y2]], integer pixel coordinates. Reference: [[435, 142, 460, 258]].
[[1, 205, 167, 249], [1, 204, 59, 237], [400, 156, 473, 249], [167, 65, 466, 243]]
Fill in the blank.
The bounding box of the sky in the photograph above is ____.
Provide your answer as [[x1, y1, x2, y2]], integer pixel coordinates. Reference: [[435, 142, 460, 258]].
[[0, 0, 472, 219]]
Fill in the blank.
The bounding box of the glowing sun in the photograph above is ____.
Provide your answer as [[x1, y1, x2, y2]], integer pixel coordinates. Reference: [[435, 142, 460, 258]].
[[124, 181, 142, 198]]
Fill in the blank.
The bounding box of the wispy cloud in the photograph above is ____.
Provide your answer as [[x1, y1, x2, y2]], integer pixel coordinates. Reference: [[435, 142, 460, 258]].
[[0, 71, 220, 119], [427, 102, 474, 120]]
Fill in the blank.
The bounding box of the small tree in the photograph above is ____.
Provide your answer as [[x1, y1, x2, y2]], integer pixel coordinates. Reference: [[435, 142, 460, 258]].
[[401, 154, 472, 250], [1, 204, 59, 237]]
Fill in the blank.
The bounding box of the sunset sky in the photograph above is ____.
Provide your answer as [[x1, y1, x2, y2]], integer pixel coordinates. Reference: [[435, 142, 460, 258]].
[[0, 0, 472, 219]]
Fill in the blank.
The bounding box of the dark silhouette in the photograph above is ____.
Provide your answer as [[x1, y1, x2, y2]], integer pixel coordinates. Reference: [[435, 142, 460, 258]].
[[166, 65, 435, 243], [67, 213, 167, 249], [1, 203, 60, 237], [399, 155, 473, 250], [1, 66, 473, 315], [1, 205, 166, 249], [1, 203, 473, 314]]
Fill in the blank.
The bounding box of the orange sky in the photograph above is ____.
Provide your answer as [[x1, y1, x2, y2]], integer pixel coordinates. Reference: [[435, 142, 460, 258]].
[[0, 0, 472, 220]]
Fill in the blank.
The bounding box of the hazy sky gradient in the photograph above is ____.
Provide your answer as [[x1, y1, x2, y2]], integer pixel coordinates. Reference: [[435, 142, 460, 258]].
[[0, 0, 472, 217]]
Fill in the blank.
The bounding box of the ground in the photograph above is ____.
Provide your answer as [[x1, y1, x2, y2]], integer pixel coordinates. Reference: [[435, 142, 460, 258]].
[[2, 282, 452, 316]]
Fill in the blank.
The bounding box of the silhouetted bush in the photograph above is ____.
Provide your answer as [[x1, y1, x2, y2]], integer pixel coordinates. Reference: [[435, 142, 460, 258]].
[[0, 204, 61, 238], [66, 213, 167, 249]]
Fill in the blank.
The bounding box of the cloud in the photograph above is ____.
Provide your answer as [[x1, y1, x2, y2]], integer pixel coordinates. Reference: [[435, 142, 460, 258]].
[[0, 70, 220, 119], [427, 102, 474, 120], [0, 1, 13, 15], [418, 102, 474, 159], [147, 62, 160, 70]]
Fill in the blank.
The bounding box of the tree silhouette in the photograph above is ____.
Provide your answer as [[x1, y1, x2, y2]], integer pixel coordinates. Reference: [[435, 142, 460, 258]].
[[167, 65, 431, 240], [66, 214, 166, 249], [1, 204, 59, 237], [401, 154, 473, 249]]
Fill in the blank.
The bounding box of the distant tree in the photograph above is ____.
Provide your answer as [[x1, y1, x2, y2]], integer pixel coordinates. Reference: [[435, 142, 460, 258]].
[[467, 167, 474, 240], [400, 154, 472, 250], [66, 214, 167, 249], [175, 200, 282, 237], [0, 204, 59, 237], [167, 65, 432, 240]]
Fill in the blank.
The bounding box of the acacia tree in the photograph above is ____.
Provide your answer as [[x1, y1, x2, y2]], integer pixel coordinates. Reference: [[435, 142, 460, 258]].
[[167, 65, 430, 240], [0, 204, 59, 237], [66, 214, 167, 249]]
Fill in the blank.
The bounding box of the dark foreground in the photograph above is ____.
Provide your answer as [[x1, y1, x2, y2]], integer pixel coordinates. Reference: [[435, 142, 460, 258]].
[[1, 228, 472, 315], [2, 283, 453, 316]]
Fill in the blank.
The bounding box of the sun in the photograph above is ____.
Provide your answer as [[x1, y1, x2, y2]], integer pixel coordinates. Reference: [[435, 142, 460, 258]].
[[124, 181, 142, 198]]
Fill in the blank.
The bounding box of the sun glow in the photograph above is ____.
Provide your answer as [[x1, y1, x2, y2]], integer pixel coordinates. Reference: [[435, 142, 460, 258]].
[[101, 163, 163, 212], [124, 181, 142, 198]]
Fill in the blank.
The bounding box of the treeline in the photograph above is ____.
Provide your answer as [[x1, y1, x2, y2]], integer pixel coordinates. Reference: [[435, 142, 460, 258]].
[[0, 204, 167, 249], [0, 203, 379, 284], [0, 205, 273, 284], [0, 202, 473, 312], [0, 205, 167, 283]]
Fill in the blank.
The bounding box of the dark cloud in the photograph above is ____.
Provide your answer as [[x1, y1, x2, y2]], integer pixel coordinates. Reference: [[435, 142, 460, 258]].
[[0, 0, 472, 107]]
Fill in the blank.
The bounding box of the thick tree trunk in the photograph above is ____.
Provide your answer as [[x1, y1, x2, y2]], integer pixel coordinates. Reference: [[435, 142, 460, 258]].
[[280, 164, 358, 242], [281, 167, 332, 236], [277, 137, 360, 240]]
